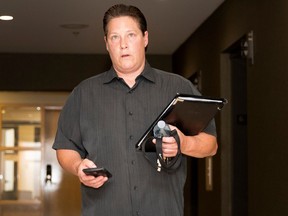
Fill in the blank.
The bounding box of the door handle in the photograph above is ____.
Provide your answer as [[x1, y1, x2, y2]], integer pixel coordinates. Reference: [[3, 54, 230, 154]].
[[45, 164, 52, 184]]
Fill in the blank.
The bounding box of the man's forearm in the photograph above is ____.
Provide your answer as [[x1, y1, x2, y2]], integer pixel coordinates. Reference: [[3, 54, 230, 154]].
[[180, 132, 218, 158], [56, 149, 83, 176]]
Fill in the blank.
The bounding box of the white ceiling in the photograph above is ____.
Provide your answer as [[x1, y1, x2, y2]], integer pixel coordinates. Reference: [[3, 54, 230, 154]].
[[0, 0, 224, 55]]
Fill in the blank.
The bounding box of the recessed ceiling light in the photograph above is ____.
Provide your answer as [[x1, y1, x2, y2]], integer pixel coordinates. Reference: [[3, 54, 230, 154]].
[[0, 15, 13, 21]]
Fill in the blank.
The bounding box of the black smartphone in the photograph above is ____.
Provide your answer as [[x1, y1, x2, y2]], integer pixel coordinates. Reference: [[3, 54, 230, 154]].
[[83, 167, 112, 178]]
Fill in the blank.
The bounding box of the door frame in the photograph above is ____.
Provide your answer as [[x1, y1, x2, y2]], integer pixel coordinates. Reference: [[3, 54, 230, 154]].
[[220, 53, 233, 216], [220, 32, 252, 216]]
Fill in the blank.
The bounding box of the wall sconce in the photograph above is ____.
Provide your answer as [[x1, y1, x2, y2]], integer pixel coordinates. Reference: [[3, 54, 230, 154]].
[[241, 31, 254, 65]]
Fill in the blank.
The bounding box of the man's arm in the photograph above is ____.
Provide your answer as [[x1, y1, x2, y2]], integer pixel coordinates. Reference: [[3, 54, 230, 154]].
[[56, 149, 83, 175], [178, 132, 217, 157], [56, 149, 108, 188]]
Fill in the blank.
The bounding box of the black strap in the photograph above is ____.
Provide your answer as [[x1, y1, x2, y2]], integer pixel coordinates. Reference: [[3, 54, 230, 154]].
[[142, 129, 182, 172]]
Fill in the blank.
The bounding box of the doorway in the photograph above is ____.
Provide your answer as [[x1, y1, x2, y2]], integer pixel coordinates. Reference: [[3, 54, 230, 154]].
[[220, 34, 250, 216], [0, 92, 81, 216]]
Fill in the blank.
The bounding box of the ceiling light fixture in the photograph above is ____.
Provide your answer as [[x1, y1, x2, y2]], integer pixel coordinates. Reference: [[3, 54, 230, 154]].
[[0, 15, 13, 21]]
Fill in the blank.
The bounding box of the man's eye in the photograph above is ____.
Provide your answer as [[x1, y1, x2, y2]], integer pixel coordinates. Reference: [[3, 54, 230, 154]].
[[128, 33, 135, 37], [111, 35, 119, 40]]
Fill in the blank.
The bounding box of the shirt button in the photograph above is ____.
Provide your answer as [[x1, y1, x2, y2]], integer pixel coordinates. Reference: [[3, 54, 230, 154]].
[[129, 135, 133, 140], [131, 160, 135, 165], [129, 111, 133, 116], [134, 186, 138, 190]]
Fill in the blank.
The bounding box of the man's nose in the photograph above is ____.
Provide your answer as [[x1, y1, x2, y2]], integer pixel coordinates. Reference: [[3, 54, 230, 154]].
[[120, 38, 128, 49]]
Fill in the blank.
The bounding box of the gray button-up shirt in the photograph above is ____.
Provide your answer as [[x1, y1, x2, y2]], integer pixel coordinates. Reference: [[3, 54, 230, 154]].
[[53, 63, 216, 216]]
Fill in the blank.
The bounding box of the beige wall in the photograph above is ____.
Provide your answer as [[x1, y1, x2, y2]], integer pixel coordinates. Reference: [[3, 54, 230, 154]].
[[173, 0, 288, 215]]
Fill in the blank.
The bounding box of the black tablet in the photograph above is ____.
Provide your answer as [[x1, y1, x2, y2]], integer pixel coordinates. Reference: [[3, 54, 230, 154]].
[[135, 93, 227, 151]]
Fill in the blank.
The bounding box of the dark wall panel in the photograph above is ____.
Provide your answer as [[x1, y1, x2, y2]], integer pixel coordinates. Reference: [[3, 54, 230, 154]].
[[173, 0, 288, 215], [0, 53, 172, 91]]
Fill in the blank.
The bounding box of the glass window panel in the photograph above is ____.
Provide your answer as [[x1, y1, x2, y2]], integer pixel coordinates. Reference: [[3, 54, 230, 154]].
[[2, 128, 15, 147], [4, 160, 15, 191]]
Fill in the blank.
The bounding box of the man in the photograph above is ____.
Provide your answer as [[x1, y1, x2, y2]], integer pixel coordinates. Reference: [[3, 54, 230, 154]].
[[53, 4, 217, 216]]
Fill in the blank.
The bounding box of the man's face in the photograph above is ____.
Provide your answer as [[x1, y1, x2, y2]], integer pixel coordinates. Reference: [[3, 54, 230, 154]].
[[104, 16, 148, 75]]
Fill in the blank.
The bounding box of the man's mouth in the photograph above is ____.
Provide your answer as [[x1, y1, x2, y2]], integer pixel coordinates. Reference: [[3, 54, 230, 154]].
[[121, 54, 130, 58]]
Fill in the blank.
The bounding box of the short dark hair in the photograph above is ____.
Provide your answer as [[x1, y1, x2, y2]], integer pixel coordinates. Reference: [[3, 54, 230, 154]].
[[103, 4, 147, 37]]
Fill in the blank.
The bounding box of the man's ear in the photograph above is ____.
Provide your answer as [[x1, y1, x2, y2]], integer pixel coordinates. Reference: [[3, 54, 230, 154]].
[[144, 31, 149, 48], [104, 36, 109, 51]]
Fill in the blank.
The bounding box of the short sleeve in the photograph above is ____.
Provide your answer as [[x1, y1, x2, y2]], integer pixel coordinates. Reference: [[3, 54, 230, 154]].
[[52, 88, 87, 158]]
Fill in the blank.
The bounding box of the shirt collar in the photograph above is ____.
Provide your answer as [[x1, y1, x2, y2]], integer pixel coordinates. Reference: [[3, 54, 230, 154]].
[[103, 61, 156, 84]]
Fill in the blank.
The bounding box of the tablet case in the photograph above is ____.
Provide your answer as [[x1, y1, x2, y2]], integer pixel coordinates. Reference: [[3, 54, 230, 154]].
[[135, 93, 227, 151]]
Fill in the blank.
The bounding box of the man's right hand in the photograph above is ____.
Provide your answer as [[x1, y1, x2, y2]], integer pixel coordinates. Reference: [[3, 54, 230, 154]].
[[78, 158, 109, 188], [56, 149, 108, 189]]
